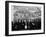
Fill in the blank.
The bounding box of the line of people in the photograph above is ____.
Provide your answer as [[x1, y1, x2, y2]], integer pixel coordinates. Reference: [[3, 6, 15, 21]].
[[12, 19, 41, 31]]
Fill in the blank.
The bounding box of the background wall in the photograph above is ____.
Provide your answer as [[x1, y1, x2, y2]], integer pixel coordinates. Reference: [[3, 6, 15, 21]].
[[0, 0, 46, 37]]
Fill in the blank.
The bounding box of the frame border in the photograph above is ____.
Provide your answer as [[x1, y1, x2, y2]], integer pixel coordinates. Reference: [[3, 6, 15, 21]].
[[5, 1, 45, 36]]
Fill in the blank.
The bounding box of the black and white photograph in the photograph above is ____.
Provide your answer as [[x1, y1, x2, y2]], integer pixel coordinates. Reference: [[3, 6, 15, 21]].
[[12, 4, 41, 31], [5, 1, 45, 36]]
